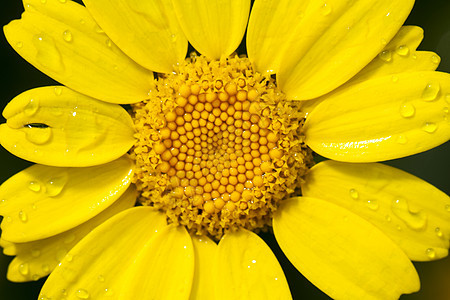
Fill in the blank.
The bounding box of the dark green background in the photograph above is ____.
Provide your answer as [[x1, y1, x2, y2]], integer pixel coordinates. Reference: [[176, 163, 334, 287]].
[[1, 0, 449, 299]]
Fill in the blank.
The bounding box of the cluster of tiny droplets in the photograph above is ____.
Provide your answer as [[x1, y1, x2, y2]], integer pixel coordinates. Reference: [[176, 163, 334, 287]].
[[131, 54, 313, 239]]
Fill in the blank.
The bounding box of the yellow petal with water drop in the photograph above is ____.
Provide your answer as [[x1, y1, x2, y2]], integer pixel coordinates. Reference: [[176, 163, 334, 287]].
[[4, 186, 135, 282], [349, 26, 441, 84], [213, 229, 291, 300], [0, 156, 134, 243], [39, 207, 167, 300], [277, 0, 414, 100], [190, 235, 217, 300], [172, 0, 250, 59], [246, 0, 311, 74], [273, 197, 420, 300], [0, 86, 135, 167], [119, 225, 194, 299], [304, 71, 450, 162], [83, 0, 187, 73], [302, 161, 450, 261], [4, 0, 153, 104]]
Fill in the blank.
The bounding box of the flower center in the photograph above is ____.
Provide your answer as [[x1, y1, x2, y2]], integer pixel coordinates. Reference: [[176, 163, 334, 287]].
[[131, 54, 313, 239]]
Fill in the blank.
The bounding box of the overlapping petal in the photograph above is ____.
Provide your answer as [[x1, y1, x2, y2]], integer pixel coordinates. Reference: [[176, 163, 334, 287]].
[[0, 156, 134, 243], [0, 86, 135, 167], [3, 186, 136, 282], [38, 207, 167, 300], [302, 161, 450, 261], [213, 229, 291, 300], [274, 197, 420, 299], [83, 0, 187, 73], [4, 0, 153, 104], [190, 236, 217, 300], [172, 0, 250, 59], [276, 0, 414, 100], [304, 71, 450, 162]]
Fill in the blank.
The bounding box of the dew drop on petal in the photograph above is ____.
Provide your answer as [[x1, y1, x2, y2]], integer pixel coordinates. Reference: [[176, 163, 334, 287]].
[[54, 86, 63, 96], [431, 55, 440, 64], [105, 39, 112, 48], [31, 249, 41, 258], [395, 45, 409, 56], [19, 210, 28, 223], [28, 181, 41, 192], [104, 288, 114, 297], [32, 274, 40, 281], [366, 199, 379, 210], [39, 295, 50, 300], [66, 253, 73, 262], [64, 233, 76, 244], [426, 248, 436, 259], [321, 3, 332, 15], [396, 135, 408, 144], [59, 0, 67, 3], [435, 227, 443, 238], [445, 204, 450, 212], [42, 264, 50, 273], [0, 199, 6, 206], [391, 198, 427, 230], [422, 122, 437, 133], [40, 0, 47, 3], [385, 215, 392, 222], [24, 98, 40, 116], [62, 30, 73, 43], [445, 93, 450, 104], [26, 127, 52, 145], [349, 188, 359, 200], [76, 289, 90, 299], [170, 34, 177, 43], [19, 263, 30, 276], [399, 103, 415, 118], [378, 50, 392, 62], [391, 75, 399, 83], [98, 275, 105, 282], [16, 41, 23, 48], [421, 82, 440, 101], [45, 173, 68, 197]]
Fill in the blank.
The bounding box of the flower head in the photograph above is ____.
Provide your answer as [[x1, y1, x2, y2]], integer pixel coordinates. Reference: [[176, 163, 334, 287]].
[[1, 0, 450, 299]]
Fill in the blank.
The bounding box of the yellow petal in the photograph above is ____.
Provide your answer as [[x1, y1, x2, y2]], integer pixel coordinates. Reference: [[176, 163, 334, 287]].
[[0, 156, 134, 243], [246, 0, 310, 74], [274, 197, 420, 300], [302, 161, 450, 261], [277, 0, 414, 100], [350, 26, 441, 84], [213, 229, 291, 300], [120, 225, 194, 299], [4, 185, 136, 282], [172, 0, 250, 59], [83, 0, 187, 73], [304, 71, 450, 162], [190, 235, 217, 300], [0, 86, 135, 167], [39, 207, 168, 300], [4, 0, 153, 104]]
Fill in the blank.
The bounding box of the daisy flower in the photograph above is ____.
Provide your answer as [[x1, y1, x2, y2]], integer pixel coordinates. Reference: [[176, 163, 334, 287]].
[[1, 0, 450, 299]]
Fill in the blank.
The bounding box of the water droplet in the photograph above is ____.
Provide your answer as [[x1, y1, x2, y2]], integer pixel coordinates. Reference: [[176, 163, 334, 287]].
[[435, 227, 443, 238], [321, 3, 332, 16], [45, 173, 69, 197], [98, 275, 105, 282], [426, 248, 436, 259], [105, 39, 112, 47], [28, 181, 41, 192], [385, 215, 392, 222], [399, 103, 415, 118], [391, 199, 427, 230], [396, 45, 409, 56], [431, 55, 440, 64], [33, 34, 64, 72], [366, 199, 379, 210], [42, 264, 50, 273], [31, 249, 41, 258], [422, 122, 437, 133], [39, 295, 50, 300], [62, 289, 68, 296], [396, 225, 402, 231], [80, 18, 86, 25], [40, 0, 47, 3], [64, 233, 76, 244], [446, 204, 450, 212], [445, 93, 450, 104], [95, 25, 104, 34], [349, 188, 359, 200], [56, 248, 68, 261], [379, 50, 392, 62], [66, 253, 73, 262], [104, 288, 113, 296], [0, 199, 6, 206], [396, 135, 408, 144], [391, 75, 399, 83], [32, 274, 40, 281], [381, 38, 387, 45], [76, 288, 90, 299], [54, 86, 63, 96], [16, 41, 23, 48], [62, 30, 72, 42], [59, 0, 67, 3], [421, 82, 440, 101], [6, 216, 12, 223], [24, 98, 40, 116], [26, 127, 52, 145], [19, 210, 28, 222], [170, 34, 177, 42], [19, 263, 29, 276]]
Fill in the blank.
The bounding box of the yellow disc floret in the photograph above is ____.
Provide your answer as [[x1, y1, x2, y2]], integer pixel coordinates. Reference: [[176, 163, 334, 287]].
[[131, 54, 313, 239]]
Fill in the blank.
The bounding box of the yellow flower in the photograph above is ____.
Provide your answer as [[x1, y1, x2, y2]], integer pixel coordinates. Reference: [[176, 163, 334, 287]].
[[1, 0, 449, 299]]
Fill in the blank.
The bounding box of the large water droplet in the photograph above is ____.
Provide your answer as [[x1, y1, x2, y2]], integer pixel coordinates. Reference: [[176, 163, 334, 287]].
[[28, 181, 41, 192], [391, 199, 427, 230], [26, 127, 52, 145], [321, 3, 332, 15], [399, 103, 415, 118], [422, 122, 437, 133], [421, 82, 440, 101], [76, 288, 90, 299], [24, 98, 40, 116], [395, 45, 409, 56], [45, 173, 68, 197], [62, 30, 73, 42], [19, 263, 30, 276], [19, 210, 28, 223], [33, 34, 65, 73], [349, 188, 359, 200], [378, 50, 392, 62], [426, 248, 436, 259], [396, 135, 408, 145], [366, 199, 379, 210]]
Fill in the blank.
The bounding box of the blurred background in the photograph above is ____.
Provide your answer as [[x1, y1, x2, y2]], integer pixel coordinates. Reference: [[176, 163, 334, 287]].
[[0, 0, 449, 299]]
